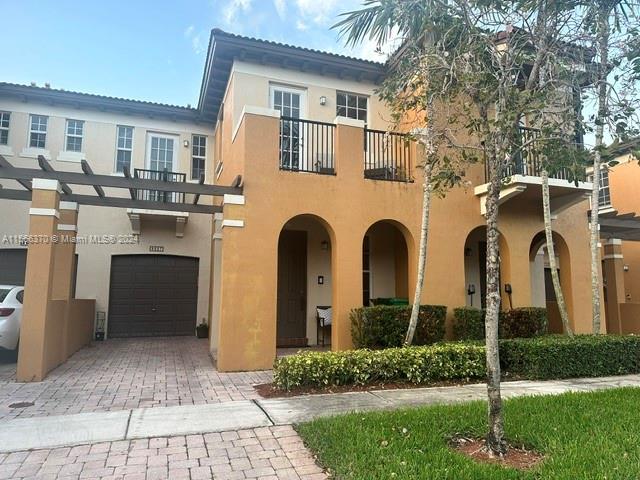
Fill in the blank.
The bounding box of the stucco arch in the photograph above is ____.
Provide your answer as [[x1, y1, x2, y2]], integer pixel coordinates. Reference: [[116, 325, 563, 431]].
[[528, 230, 574, 333], [463, 225, 512, 309], [362, 219, 415, 305]]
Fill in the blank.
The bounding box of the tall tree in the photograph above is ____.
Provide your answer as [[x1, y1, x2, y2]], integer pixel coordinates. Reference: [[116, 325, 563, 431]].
[[580, 0, 640, 334]]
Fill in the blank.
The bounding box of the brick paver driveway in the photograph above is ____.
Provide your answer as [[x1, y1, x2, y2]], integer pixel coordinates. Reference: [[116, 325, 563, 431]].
[[0, 337, 272, 421]]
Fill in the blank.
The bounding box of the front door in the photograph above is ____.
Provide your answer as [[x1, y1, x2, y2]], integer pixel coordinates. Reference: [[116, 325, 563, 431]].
[[270, 86, 306, 170], [277, 230, 308, 347]]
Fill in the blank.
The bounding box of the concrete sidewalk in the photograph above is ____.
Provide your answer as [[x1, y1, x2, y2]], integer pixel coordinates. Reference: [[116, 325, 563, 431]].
[[1, 374, 639, 453]]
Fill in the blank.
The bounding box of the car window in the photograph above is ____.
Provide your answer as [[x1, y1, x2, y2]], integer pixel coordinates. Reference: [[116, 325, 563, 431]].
[[0, 289, 10, 303], [16, 290, 24, 304]]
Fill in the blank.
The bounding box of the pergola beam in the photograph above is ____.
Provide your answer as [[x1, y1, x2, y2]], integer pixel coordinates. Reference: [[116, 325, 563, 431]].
[[80, 160, 105, 197], [38, 155, 72, 195], [0, 155, 32, 191], [0, 158, 241, 196], [0, 188, 221, 214]]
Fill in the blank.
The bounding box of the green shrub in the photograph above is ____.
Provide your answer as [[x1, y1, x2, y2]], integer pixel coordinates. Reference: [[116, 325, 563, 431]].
[[272, 343, 486, 390], [273, 334, 640, 390], [500, 307, 547, 339], [453, 307, 485, 340], [350, 305, 446, 349], [452, 307, 548, 340], [501, 335, 640, 379]]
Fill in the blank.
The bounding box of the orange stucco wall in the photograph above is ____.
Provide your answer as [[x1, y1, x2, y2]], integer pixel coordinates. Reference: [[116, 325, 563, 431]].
[[213, 112, 597, 372]]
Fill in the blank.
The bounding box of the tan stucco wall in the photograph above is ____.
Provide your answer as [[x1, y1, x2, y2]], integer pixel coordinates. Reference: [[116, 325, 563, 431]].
[[0, 99, 215, 336], [213, 111, 597, 371]]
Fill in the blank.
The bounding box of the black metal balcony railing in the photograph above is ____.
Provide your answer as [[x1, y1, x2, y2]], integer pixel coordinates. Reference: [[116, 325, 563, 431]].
[[485, 127, 572, 182], [134, 168, 186, 203], [364, 128, 412, 182], [279, 116, 335, 175]]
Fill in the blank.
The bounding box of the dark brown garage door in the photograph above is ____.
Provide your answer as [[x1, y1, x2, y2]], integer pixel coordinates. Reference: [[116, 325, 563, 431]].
[[108, 255, 199, 337], [0, 249, 27, 286]]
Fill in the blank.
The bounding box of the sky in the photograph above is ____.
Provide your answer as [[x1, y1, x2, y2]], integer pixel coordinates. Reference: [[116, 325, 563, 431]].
[[2, 0, 385, 107]]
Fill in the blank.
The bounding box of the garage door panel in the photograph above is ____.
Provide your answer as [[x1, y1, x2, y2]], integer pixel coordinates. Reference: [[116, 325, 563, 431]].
[[0, 249, 27, 286], [108, 255, 199, 338]]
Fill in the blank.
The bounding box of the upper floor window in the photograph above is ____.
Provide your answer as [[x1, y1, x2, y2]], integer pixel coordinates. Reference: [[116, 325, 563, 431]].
[[336, 92, 367, 122], [29, 114, 48, 148], [0, 112, 9, 145], [65, 119, 84, 152], [116, 125, 133, 173], [598, 167, 611, 208], [191, 135, 206, 180]]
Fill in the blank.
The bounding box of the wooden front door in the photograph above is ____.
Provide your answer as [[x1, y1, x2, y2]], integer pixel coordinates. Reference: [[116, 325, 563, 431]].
[[277, 230, 308, 347]]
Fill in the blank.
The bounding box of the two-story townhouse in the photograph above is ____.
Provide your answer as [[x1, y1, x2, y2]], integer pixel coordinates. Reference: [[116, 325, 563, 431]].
[[595, 138, 640, 333], [0, 85, 215, 337], [200, 30, 598, 371], [0, 28, 601, 377]]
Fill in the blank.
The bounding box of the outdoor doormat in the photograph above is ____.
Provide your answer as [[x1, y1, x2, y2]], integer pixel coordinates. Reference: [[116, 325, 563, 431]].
[[449, 435, 544, 470]]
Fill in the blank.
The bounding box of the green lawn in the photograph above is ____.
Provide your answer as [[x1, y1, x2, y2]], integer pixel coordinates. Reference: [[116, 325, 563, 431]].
[[297, 388, 640, 479]]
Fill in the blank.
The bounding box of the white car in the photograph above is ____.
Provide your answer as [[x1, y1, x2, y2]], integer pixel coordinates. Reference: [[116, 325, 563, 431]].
[[0, 286, 24, 351]]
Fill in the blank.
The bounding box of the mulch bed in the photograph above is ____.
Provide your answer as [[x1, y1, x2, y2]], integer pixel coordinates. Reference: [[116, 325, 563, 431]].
[[255, 374, 525, 398], [255, 378, 479, 398], [450, 436, 544, 470]]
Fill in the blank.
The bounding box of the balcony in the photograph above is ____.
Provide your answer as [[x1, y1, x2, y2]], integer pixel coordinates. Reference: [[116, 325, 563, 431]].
[[474, 127, 592, 215], [127, 168, 189, 237], [277, 116, 413, 182]]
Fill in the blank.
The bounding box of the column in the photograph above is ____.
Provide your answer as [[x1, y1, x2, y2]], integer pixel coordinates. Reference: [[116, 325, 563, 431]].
[[603, 238, 626, 333], [16, 179, 61, 382]]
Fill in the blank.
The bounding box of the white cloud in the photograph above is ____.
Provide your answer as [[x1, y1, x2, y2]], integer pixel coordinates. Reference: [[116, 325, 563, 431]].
[[273, 0, 286, 20], [294, 0, 342, 26], [224, 0, 253, 26], [184, 25, 207, 55], [296, 20, 308, 31]]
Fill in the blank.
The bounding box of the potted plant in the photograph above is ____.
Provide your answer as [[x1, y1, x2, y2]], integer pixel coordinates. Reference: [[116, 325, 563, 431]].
[[196, 320, 209, 339]]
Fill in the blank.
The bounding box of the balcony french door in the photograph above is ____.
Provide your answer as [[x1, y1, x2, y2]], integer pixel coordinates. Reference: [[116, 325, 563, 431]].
[[146, 133, 178, 202], [271, 86, 306, 170]]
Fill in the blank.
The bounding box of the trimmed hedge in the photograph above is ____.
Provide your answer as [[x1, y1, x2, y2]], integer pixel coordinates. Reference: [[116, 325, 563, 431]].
[[501, 335, 640, 379], [350, 305, 446, 349], [273, 335, 640, 390], [452, 307, 548, 340], [453, 307, 485, 340], [272, 343, 486, 390]]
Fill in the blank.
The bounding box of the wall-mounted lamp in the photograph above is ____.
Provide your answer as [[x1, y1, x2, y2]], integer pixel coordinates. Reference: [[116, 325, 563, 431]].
[[467, 284, 476, 306], [183, 139, 190, 148], [504, 283, 513, 310], [624, 265, 630, 272], [319, 95, 327, 106], [320, 240, 329, 251]]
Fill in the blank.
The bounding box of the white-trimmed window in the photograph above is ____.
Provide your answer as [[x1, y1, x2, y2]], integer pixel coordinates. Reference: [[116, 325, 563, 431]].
[[29, 114, 48, 148], [598, 167, 611, 208], [336, 92, 367, 121], [191, 135, 206, 180], [115, 125, 133, 173], [0, 112, 10, 145], [65, 119, 84, 152]]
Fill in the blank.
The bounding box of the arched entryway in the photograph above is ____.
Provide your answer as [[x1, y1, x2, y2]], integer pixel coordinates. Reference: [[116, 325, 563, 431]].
[[277, 214, 333, 347], [529, 231, 573, 333], [362, 220, 410, 307], [464, 226, 511, 309]]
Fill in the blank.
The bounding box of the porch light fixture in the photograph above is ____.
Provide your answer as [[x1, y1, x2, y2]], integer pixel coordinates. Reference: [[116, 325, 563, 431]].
[[321, 240, 329, 251], [183, 139, 190, 148], [504, 283, 513, 309], [319, 95, 327, 106], [624, 265, 630, 272], [467, 284, 476, 306]]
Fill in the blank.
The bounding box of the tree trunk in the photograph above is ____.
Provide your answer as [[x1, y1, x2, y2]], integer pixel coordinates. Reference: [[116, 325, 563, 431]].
[[405, 156, 433, 346], [542, 169, 574, 336], [484, 158, 506, 457], [590, 8, 610, 335]]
